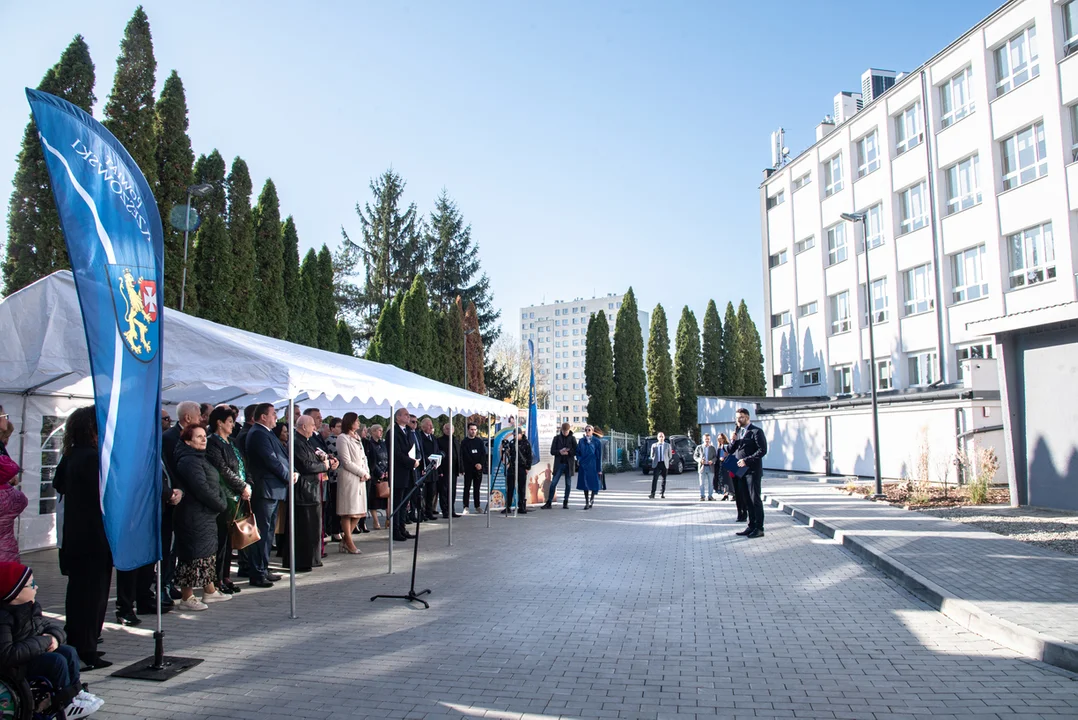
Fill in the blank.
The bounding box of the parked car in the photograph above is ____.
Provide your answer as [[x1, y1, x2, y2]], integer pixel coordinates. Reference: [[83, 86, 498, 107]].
[[640, 434, 696, 475]]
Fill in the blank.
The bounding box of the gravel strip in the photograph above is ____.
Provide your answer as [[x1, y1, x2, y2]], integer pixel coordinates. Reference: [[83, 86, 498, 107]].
[[919, 505, 1078, 556]]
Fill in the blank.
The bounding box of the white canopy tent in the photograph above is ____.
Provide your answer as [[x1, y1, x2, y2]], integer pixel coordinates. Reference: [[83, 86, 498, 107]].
[[0, 271, 518, 615]]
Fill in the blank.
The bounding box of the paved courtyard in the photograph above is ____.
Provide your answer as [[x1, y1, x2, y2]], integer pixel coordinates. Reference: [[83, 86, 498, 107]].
[[29, 472, 1078, 719]]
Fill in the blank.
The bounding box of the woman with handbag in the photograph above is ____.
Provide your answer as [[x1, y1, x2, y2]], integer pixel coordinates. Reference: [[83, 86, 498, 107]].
[[205, 406, 250, 595], [364, 424, 390, 530], [173, 425, 230, 611], [334, 413, 369, 553]]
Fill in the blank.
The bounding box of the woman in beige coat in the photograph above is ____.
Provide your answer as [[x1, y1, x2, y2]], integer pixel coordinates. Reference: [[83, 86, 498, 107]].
[[335, 412, 370, 554]]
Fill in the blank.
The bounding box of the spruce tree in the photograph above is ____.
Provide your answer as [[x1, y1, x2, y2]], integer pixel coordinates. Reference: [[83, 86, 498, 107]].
[[187, 150, 227, 315], [153, 70, 193, 309], [612, 287, 647, 434], [294, 249, 320, 346], [425, 190, 500, 348], [316, 246, 337, 350], [674, 306, 702, 435], [646, 304, 678, 436], [399, 274, 433, 376], [103, 6, 157, 189], [367, 295, 404, 366], [281, 216, 302, 341], [3, 35, 96, 294], [583, 311, 615, 431], [252, 179, 286, 338], [336, 320, 354, 356], [736, 300, 767, 396], [720, 301, 739, 395], [700, 300, 723, 396], [440, 298, 466, 387], [226, 157, 256, 330], [192, 215, 232, 324], [463, 301, 487, 395]]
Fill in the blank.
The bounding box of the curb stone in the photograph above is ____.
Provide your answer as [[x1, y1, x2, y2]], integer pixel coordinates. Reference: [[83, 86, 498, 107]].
[[765, 492, 1078, 676]]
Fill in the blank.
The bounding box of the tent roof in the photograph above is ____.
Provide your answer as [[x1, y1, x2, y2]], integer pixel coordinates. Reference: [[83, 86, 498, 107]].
[[0, 271, 517, 419]]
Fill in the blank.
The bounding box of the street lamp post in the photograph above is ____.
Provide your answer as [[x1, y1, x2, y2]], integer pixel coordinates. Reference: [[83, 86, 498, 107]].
[[180, 182, 215, 312], [840, 211, 884, 499], [463, 328, 477, 390]]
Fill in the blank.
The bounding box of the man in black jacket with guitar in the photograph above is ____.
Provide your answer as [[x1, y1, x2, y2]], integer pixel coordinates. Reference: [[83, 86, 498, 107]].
[[723, 408, 768, 539]]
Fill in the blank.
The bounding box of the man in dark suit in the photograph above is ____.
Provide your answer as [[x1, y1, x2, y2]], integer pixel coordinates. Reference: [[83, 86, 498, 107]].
[[243, 402, 296, 587], [234, 403, 258, 461], [459, 423, 487, 514], [437, 422, 462, 518], [723, 407, 768, 538], [544, 423, 576, 509], [392, 408, 420, 541], [418, 417, 440, 520]]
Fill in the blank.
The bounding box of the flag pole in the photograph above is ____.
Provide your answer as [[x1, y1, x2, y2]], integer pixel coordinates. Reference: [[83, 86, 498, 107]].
[[288, 397, 296, 619]]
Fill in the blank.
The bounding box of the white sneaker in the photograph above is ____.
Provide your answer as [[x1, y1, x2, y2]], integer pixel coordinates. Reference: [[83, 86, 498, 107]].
[[202, 590, 232, 603], [65, 699, 101, 718], [461, 508, 469, 515], [73, 690, 104, 712], [178, 596, 208, 611]]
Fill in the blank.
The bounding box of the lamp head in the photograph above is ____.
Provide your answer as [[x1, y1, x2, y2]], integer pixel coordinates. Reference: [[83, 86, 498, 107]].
[[840, 212, 866, 222], [188, 182, 214, 197]]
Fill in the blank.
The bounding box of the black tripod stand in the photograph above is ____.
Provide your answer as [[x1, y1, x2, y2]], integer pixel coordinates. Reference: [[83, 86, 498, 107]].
[[371, 459, 439, 609]]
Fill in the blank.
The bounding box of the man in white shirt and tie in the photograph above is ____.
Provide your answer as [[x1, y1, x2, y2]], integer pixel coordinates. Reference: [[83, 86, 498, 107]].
[[693, 434, 717, 501], [649, 432, 672, 499]]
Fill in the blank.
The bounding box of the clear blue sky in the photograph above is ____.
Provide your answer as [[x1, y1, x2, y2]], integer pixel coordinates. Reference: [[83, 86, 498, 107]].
[[0, 0, 1001, 344]]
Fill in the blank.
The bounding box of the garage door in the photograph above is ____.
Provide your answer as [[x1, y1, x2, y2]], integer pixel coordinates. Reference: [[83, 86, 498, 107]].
[[1018, 324, 1078, 510]]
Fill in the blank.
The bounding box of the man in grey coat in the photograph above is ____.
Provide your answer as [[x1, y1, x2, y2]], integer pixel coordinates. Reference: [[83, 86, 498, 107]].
[[649, 432, 672, 499]]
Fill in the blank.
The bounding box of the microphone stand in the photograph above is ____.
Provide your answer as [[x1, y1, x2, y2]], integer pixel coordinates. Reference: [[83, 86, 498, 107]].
[[371, 459, 440, 608]]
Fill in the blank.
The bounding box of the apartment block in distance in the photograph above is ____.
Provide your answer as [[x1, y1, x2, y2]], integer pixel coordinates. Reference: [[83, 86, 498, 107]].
[[760, 0, 1078, 510], [520, 295, 649, 426]]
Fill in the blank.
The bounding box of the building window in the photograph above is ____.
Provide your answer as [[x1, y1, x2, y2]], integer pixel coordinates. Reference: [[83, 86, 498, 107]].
[[792, 171, 811, 191], [829, 291, 851, 335], [856, 131, 880, 178], [767, 190, 785, 209], [895, 102, 922, 155], [771, 310, 791, 328], [1066, 1, 1078, 55], [898, 181, 928, 235], [861, 277, 889, 324], [768, 249, 788, 268], [832, 364, 853, 394], [875, 359, 893, 391], [794, 235, 815, 254], [945, 155, 981, 214], [802, 368, 821, 386], [956, 343, 995, 381], [1070, 105, 1078, 162], [773, 372, 793, 390], [940, 66, 974, 127], [859, 204, 884, 251], [951, 245, 988, 303], [1001, 121, 1047, 190], [1007, 222, 1056, 289], [908, 351, 938, 386], [798, 301, 818, 317], [995, 25, 1039, 97], [824, 154, 843, 197], [826, 223, 847, 266], [902, 263, 935, 316]]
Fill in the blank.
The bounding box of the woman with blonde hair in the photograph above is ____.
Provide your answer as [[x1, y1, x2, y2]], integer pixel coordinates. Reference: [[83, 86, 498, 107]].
[[335, 413, 370, 554]]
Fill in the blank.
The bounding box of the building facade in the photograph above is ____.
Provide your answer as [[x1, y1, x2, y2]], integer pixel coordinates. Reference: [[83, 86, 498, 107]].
[[761, 0, 1078, 402], [520, 294, 649, 425]]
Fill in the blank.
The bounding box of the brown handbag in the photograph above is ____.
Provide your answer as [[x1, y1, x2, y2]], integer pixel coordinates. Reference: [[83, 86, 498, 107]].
[[229, 498, 261, 550], [375, 479, 391, 499]]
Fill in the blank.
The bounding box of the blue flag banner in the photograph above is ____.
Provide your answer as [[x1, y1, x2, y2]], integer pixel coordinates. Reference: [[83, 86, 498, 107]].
[[527, 340, 538, 455], [27, 89, 163, 570]]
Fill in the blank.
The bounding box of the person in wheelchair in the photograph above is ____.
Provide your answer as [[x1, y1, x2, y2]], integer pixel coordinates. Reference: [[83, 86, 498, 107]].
[[0, 562, 103, 717]]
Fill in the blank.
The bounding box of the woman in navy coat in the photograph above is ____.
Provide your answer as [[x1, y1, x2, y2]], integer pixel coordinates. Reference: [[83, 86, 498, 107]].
[[574, 426, 603, 510]]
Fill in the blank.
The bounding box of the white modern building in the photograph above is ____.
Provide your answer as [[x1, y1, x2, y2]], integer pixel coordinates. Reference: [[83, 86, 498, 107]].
[[759, 0, 1078, 510], [520, 294, 649, 425]]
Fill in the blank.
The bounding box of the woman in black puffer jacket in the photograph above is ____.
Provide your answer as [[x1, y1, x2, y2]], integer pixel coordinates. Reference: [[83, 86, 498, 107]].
[[173, 425, 229, 612], [205, 406, 250, 595]]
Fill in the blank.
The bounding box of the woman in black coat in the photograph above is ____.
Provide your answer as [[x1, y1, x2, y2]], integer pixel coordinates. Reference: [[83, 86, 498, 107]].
[[51, 406, 112, 669], [363, 425, 389, 529], [173, 425, 229, 611], [280, 417, 330, 572], [205, 406, 250, 595]]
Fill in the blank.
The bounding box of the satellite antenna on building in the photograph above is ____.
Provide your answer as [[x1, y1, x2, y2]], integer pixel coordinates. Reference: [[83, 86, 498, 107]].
[[770, 128, 789, 168]]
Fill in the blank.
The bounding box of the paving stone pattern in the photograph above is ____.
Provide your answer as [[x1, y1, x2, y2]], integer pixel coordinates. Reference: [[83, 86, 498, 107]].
[[27, 472, 1078, 719]]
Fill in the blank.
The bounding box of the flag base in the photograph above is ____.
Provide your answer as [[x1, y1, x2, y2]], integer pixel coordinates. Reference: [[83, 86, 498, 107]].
[[111, 655, 203, 682]]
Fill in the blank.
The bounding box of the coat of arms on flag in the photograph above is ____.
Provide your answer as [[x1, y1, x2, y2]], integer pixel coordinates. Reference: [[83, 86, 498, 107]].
[[107, 264, 160, 361]]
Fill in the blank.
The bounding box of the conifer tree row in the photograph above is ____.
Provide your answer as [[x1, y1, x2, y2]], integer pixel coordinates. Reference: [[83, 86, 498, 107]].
[[645, 304, 678, 436], [583, 310, 615, 431], [673, 306, 702, 435]]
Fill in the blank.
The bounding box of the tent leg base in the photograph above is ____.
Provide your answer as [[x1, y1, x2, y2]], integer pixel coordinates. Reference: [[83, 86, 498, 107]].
[[110, 655, 203, 682]]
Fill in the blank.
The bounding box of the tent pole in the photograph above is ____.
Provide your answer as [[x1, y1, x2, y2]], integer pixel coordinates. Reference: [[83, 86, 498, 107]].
[[514, 413, 519, 518], [448, 408, 453, 547], [486, 414, 492, 529], [388, 404, 394, 575], [288, 397, 296, 619]]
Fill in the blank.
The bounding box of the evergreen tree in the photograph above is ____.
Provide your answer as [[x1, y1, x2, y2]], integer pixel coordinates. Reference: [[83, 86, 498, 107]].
[[425, 189, 500, 348], [646, 304, 678, 436], [191, 215, 232, 324], [736, 300, 766, 396], [315, 246, 337, 351], [439, 298, 466, 387], [4, 36, 97, 294], [281, 216, 302, 341], [399, 274, 433, 376], [700, 300, 723, 396], [720, 301, 739, 394], [367, 295, 404, 366], [612, 287, 647, 434], [463, 301, 487, 395], [103, 6, 157, 189], [153, 70, 193, 309], [226, 157, 256, 330], [251, 179, 286, 338], [336, 320, 354, 356], [192, 150, 226, 217], [673, 306, 702, 435], [583, 310, 615, 431], [293, 249, 320, 346], [187, 150, 227, 315]]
